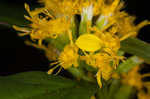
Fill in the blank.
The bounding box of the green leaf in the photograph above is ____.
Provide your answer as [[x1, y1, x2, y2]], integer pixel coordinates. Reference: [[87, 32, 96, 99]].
[[97, 79, 121, 99], [116, 56, 143, 73], [68, 67, 96, 82], [97, 84, 109, 99], [120, 37, 150, 63], [97, 80, 135, 99], [0, 71, 98, 99], [114, 85, 135, 99], [108, 80, 121, 98]]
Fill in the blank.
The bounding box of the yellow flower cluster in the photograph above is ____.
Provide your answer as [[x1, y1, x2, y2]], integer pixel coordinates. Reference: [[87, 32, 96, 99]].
[[122, 66, 150, 99], [13, 3, 70, 45], [13, 0, 149, 88], [59, 44, 79, 69]]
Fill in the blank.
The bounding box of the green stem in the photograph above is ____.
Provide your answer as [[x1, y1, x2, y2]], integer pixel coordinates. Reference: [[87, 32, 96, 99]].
[[68, 67, 95, 82]]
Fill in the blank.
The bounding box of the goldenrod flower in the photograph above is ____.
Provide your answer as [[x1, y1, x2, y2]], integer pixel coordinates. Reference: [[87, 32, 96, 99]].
[[13, 3, 70, 45], [80, 53, 115, 87], [58, 44, 79, 69], [138, 91, 150, 99], [39, 0, 79, 17], [47, 44, 79, 74], [76, 32, 122, 87], [101, 0, 120, 16], [122, 66, 143, 89], [95, 0, 150, 41], [96, 0, 121, 29], [13, 0, 149, 89], [79, 0, 103, 20], [112, 12, 150, 41], [122, 66, 150, 99]]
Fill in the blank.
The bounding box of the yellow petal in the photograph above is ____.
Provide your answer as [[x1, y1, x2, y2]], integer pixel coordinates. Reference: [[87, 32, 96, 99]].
[[96, 70, 102, 88], [12, 25, 30, 32], [24, 3, 30, 13], [47, 69, 54, 75], [75, 34, 101, 52]]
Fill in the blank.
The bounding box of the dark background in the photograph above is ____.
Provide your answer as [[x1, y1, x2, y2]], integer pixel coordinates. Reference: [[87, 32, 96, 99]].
[[0, 0, 150, 76]]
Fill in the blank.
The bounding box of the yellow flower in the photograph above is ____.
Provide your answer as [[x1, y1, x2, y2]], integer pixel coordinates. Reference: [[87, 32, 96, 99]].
[[96, 70, 102, 88], [95, 53, 114, 87], [96, 10, 149, 41], [95, 0, 149, 41], [138, 91, 150, 99], [75, 27, 122, 87], [80, 52, 119, 87], [78, 0, 103, 16], [122, 66, 143, 89], [13, 3, 70, 45], [101, 0, 120, 16], [39, 0, 79, 17], [112, 12, 150, 41], [58, 44, 79, 69], [40, 0, 103, 18], [96, 65, 113, 87], [47, 44, 79, 74], [122, 66, 150, 99], [12, 0, 150, 89], [47, 28, 79, 73]]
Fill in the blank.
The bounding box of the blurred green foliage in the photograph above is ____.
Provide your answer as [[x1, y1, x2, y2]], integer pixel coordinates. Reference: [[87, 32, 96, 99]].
[[0, 71, 98, 99]]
